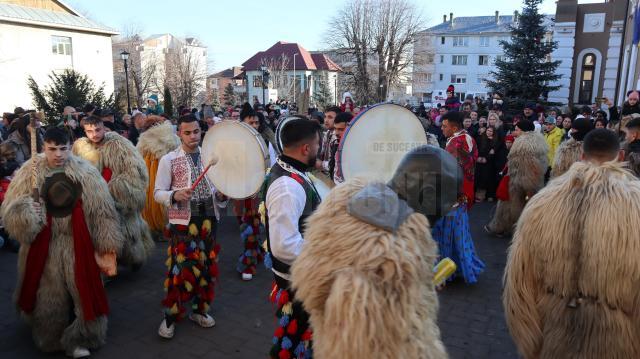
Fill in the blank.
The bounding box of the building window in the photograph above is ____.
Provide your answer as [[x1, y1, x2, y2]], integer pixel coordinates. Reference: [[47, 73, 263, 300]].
[[440, 55, 444, 63], [426, 54, 434, 64], [480, 36, 490, 47], [453, 36, 469, 47], [441, 37, 445, 45], [425, 73, 432, 82], [439, 73, 444, 81], [579, 53, 596, 104], [495, 55, 505, 64], [253, 75, 263, 88], [451, 74, 466, 84], [452, 55, 468, 65], [51, 36, 72, 56], [477, 75, 486, 84], [479, 55, 489, 66]]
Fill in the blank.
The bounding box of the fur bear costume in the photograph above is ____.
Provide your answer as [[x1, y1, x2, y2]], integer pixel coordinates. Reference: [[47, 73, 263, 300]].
[[486, 130, 548, 235], [136, 120, 180, 233], [73, 131, 153, 267], [550, 138, 582, 178], [503, 161, 640, 358], [1, 154, 123, 353]]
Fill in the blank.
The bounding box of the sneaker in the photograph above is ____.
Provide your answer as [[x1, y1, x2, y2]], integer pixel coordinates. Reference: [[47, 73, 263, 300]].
[[158, 319, 175, 339], [241, 273, 253, 281], [189, 313, 215, 328], [66, 346, 90, 358]]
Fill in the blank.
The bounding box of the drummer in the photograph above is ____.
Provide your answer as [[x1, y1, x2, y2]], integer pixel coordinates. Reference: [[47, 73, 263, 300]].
[[262, 118, 322, 358], [153, 114, 228, 339], [329, 112, 353, 184], [234, 103, 268, 281]]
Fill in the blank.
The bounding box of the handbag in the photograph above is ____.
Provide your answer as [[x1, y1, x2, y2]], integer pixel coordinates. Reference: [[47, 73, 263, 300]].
[[496, 165, 510, 201]]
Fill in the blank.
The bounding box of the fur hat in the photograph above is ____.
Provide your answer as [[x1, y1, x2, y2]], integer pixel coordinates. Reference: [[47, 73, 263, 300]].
[[41, 172, 82, 218]]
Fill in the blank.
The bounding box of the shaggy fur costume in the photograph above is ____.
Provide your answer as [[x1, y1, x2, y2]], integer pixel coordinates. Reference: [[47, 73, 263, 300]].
[[504, 161, 640, 359], [136, 122, 179, 233], [291, 178, 447, 359], [1, 155, 123, 352], [550, 139, 583, 179], [73, 132, 153, 266], [487, 131, 548, 235]]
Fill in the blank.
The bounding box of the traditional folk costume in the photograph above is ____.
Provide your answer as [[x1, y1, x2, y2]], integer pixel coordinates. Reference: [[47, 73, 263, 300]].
[[261, 155, 321, 359], [486, 131, 548, 236], [432, 129, 484, 284], [73, 132, 154, 267], [504, 161, 640, 359], [154, 146, 227, 328], [136, 121, 180, 234], [233, 196, 266, 278], [291, 145, 459, 358], [549, 138, 583, 178], [1, 155, 123, 355]]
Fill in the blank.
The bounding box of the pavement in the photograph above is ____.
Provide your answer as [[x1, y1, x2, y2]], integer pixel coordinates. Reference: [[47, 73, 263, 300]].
[[0, 202, 518, 359]]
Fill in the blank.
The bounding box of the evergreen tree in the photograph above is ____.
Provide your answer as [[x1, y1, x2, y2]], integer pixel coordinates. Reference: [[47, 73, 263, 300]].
[[163, 86, 174, 117], [223, 83, 236, 107], [210, 89, 221, 112], [313, 79, 333, 110], [486, 0, 560, 105], [28, 69, 114, 124]]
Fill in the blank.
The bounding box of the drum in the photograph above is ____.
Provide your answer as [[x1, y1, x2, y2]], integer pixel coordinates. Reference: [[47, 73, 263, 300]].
[[338, 104, 429, 182], [309, 173, 331, 200], [201, 120, 269, 199]]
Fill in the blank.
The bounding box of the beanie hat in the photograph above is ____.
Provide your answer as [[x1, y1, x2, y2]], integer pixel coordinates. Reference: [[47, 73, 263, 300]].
[[571, 118, 592, 141], [447, 85, 455, 93], [505, 134, 515, 143], [525, 102, 536, 110], [148, 94, 159, 106], [516, 119, 535, 132]]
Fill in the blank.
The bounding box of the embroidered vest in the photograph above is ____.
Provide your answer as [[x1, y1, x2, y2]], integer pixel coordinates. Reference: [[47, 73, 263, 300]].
[[262, 160, 321, 275]]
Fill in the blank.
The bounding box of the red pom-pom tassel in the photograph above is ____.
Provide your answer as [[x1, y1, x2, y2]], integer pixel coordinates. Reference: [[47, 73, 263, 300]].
[[287, 319, 298, 335]]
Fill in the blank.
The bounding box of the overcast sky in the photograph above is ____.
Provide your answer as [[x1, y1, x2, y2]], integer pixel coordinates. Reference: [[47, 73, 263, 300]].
[[70, 0, 560, 72]]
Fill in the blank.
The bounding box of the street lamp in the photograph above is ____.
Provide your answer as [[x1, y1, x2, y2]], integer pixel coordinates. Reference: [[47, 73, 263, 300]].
[[293, 53, 298, 104], [120, 50, 131, 114], [260, 65, 268, 106]]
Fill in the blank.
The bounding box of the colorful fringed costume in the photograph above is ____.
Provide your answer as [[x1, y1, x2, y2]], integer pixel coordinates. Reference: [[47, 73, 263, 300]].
[[136, 122, 180, 233], [73, 132, 154, 267], [262, 156, 321, 359], [234, 197, 266, 276], [432, 129, 484, 284], [154, 146, 227, 325], [1, 155, 123, 353]]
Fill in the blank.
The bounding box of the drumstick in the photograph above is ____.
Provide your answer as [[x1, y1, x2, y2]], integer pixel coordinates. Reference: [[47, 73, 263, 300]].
[[191, 154, 219, 191]]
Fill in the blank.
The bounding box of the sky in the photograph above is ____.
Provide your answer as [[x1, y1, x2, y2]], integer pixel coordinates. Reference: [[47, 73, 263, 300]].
[[70, 0, 559, 73]]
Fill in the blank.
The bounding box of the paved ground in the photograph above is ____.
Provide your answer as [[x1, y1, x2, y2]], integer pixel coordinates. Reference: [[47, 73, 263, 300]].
[[0, 202, 518, 358]]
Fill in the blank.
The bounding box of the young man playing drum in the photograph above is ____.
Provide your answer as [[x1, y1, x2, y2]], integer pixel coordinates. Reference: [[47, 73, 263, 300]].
[[262, 118, 322, 358], [154, 114, 228, 339]]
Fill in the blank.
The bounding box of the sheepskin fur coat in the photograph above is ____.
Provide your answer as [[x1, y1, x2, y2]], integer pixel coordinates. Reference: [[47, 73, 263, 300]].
[[290, 178, 447, 359], [136, 122, 179, 232], [504, 161, 640, 359], [487, 131, 548, 235], [550, 139, 583, 179], [73, 132, 153, 267], [1, 154, 123, 352]]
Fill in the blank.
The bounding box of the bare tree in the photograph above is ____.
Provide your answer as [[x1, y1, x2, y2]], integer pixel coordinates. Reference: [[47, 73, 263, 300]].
[[325, 0, 423, 103], [162, 45, 207, 108], [261, 54, 294, 102]]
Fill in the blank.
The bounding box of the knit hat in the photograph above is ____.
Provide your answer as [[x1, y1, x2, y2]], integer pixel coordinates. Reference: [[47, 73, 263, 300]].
[[148, 94, 159, 106], [525, 102, 536, 110], [571, 118, 592, 141], [447, 85, 455, 93], [505, 134, 515, 143], [516, 119, 535, 132], [544, 116, 556, 124]]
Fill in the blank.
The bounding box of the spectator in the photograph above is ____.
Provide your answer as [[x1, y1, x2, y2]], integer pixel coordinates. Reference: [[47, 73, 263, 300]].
[[523, 102, 538, 123], [494, 133, 514, 182], [435, 106, 447, 126], [146, 94, 164, 115], [476, 126, 500, 202], [444, 85, 461, 112], [551, 118, 592, 178], [463, 116, 475, 138], [544, 116, 564, 170], [622, 90, 640, 117], [594, 118, 607, 129], [128, 112, 146, 146], [624, 118, 640, 177], [1, 112, 15, 140], [3, 114, 42, 165], [580, 105, 593, 122], [560, 115, 573, 141], [82, 103, 96, 116]]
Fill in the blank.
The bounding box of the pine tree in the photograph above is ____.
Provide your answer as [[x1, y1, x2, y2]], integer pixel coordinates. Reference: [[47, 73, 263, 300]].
[[28, 69, 114, 124], [313, 79, 333, 110], [210, 89, 221, 112], [223, 83, 236, 107], [486, 0, 560, 106], [164, 87, 174, 117]]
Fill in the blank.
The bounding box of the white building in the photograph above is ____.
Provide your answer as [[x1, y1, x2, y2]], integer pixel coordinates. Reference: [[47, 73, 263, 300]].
[[0, 0, 117, 112], [413, 12, 553, 105], [241, 42, 341, 107], [113, 33, 208, 108]]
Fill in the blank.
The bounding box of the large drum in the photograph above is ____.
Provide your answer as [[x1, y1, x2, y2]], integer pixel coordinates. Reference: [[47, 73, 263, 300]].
[[338, 104, 429, 182], [201, 120, 269, 199]]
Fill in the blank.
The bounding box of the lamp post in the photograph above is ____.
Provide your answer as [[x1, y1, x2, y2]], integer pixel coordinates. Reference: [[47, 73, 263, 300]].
[[120, 50, 131, 114], [293, 53, 298, 104], [260, 65, 267, 106]]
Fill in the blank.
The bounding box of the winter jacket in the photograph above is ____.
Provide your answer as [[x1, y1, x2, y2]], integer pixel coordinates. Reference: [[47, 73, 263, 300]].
[[544, 126, 564, 167]]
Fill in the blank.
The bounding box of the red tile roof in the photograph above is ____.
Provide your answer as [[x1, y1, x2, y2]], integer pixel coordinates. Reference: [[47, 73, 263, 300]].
[[242, 41, 340, 72]]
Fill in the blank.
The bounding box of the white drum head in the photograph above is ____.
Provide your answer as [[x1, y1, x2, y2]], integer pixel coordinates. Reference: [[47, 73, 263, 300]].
[[339, 104, 428, 182], [309, 174, 331, 201], [202, 121, 268, 199]]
